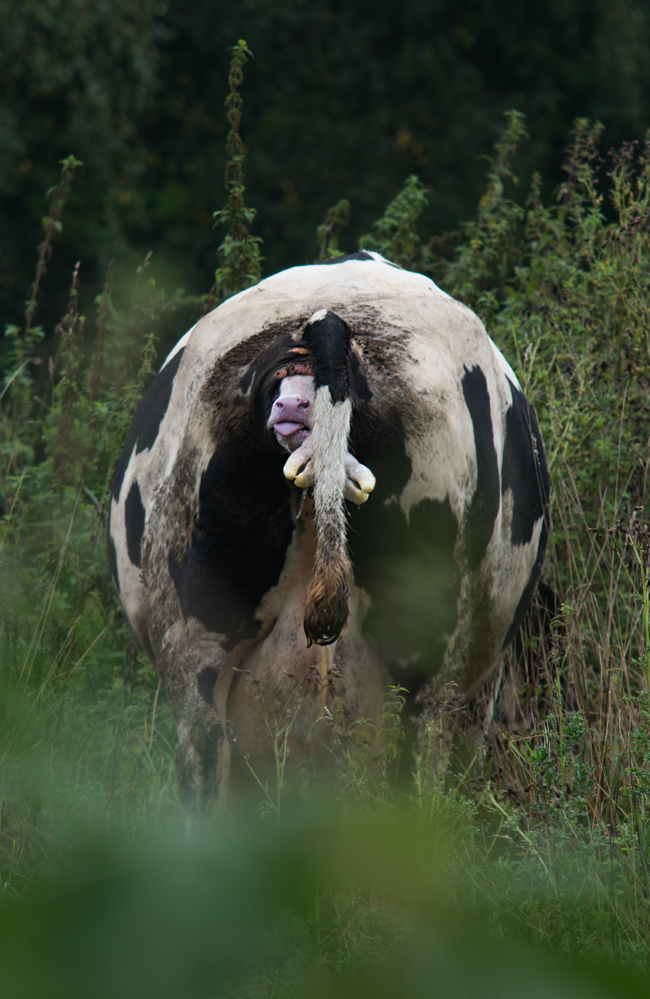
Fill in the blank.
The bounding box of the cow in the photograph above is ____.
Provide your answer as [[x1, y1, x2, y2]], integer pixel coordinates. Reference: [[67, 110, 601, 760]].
[[107, 251, 549, 813]]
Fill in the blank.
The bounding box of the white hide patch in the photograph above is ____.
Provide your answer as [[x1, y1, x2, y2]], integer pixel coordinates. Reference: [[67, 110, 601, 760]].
[[110, 331, 216, 640], [161, 323, 196, 370], [489, 492, 544, 629], [108, 485, 149, 645], [306, 308, 329, 325]]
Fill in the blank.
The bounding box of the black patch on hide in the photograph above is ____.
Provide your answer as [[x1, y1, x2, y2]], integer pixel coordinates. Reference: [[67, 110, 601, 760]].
[[501, 378, 550, 546], [169, 448, 294, 648], [111, 347, 185, 502], [349, 419, 460, 688], [125, 480, 146, 568], [107, 506, 119, 592], [349, 348, 372, 406], [462, 365, 500, 571], [499, 377, 550, 648], [197, 666, 218, 705]]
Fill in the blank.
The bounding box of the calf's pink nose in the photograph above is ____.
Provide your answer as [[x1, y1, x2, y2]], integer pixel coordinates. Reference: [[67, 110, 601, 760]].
[[269, 396, 312, 425]]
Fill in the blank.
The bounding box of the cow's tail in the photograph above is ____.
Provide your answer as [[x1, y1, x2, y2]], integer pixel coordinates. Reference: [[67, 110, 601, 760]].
[[302, 310, 353, 646]]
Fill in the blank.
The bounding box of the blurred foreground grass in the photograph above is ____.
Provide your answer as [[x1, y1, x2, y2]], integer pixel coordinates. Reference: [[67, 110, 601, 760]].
[[1, 680, 648, 999]]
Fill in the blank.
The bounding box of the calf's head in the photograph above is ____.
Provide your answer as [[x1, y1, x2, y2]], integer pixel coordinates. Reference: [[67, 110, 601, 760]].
[[267, 374, 315, 452]]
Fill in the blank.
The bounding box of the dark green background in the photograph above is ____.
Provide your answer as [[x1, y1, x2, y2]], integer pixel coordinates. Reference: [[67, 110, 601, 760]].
[[2, 0, 650, 327]]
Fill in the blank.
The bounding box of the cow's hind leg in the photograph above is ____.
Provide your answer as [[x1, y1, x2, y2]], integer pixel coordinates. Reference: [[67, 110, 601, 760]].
[[171, 688, 225, 815], [153, 630, 235, 817], [160, 624, 277, 817]]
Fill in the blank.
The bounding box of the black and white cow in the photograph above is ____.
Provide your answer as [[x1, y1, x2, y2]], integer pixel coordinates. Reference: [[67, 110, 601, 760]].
[[108, 251, 549, 811]]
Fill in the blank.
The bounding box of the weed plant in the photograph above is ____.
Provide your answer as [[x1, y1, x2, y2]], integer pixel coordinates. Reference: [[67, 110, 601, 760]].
[[3, 46, 650, 997]]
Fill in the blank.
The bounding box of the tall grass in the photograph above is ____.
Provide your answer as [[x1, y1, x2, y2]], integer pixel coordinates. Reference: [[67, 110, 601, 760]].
[[3, 47, 650, 995]]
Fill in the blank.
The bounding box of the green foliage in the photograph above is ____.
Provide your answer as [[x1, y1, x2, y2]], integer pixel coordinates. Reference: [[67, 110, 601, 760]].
[[6, 0, 650, 330], [3, 155, 83, 446], [0, 0, 161, 188], [442, 109, 529, 304], [316, 198, 350, 261], [213, 41, 263, 301], [395, 111, 650, 534], [2, 813, 648, 999], [0, 159, 191, 889], [0, 0, 165, 331], [359, 175, 429, 268], [0, 48, 264, 895]]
